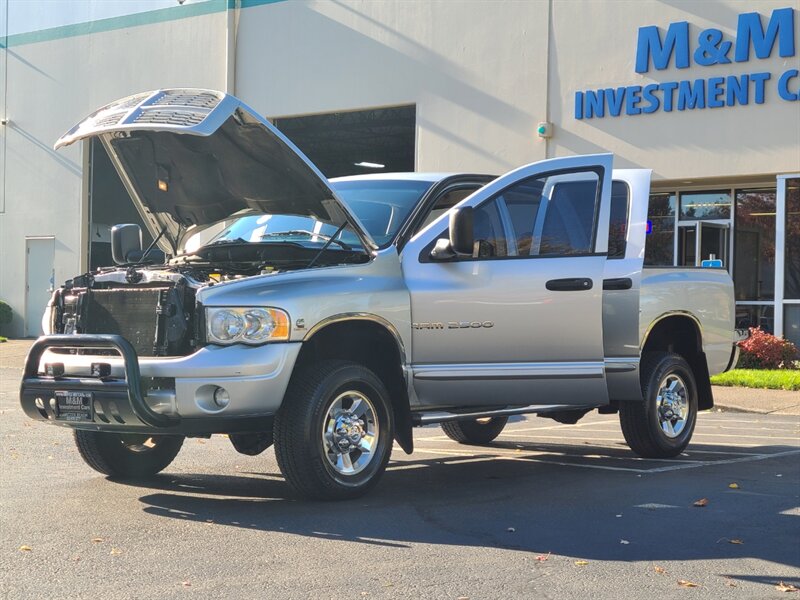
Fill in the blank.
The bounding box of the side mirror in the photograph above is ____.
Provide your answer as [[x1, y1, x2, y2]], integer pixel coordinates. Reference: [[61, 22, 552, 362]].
[[111, 224, 142, 265], [449, 206, 474, 256], [430, 238, 456, 260]]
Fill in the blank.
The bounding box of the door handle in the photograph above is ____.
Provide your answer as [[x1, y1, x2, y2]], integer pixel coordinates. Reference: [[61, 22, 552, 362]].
[[602, 277, 633, 290], [545, 278, 593, 291]]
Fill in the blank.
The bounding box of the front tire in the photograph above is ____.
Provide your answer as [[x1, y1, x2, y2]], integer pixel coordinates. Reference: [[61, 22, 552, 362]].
[[273, 360, 394, 500], [441, 417, 508, 445], [620, 352, 698, 458], [73, 430, 184, 479]]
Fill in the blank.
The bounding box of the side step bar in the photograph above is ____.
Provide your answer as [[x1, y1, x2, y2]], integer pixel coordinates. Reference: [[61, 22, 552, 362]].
[[411, 404, 596, 426]]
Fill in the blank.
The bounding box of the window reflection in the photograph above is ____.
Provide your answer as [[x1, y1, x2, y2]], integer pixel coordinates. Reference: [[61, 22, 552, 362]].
[[645, 193, 675, 266], [736, 305, 774, 334], [785, 179, 800, 299], [680, 191, 731, 220], [734, 189, 776, 301]]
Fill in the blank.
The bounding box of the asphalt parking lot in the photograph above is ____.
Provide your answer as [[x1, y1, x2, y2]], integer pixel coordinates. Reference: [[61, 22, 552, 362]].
[[1, 362, 799, 599]]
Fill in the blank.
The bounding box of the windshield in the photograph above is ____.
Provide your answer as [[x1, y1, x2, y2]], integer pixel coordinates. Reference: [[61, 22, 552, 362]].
[[330, 179, 434, 246], [186, 178, 434, 252]]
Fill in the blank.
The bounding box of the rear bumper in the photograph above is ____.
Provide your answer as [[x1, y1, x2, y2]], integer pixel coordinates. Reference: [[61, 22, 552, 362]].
[[20, 334, 300, 434]]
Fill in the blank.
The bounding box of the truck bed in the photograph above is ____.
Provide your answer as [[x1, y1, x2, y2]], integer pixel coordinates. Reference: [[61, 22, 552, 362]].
[[640, 267, 735, 376]]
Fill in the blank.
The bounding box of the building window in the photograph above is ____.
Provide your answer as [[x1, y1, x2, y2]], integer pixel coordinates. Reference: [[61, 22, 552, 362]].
[[679, 190, 731, 220], [645, 193, 675, 266], [734, 189, 776, 301], [785, 305, 800, 347], [736, 305, 774, 334], [785, 178, 800, 300]]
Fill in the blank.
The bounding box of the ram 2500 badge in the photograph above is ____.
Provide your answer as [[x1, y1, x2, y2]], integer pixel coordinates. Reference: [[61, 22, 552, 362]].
[[20, 89, 741, 500]]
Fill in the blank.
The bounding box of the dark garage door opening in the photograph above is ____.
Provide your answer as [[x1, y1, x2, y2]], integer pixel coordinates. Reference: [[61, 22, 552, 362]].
[[88, 139, 153, 270], [274, 105, 416, 178]]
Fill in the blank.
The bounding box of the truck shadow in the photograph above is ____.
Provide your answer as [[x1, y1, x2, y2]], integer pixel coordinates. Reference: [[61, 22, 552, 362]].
[[133, 439, 800, 573]]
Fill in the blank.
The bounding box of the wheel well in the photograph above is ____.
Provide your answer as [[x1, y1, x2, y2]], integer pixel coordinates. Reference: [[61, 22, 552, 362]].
[[296, 320, 413, 453], [642, 315, 714, 410]]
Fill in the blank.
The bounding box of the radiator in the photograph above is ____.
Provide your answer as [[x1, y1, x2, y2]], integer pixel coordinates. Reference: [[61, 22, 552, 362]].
[[83, 288, 166, 357]]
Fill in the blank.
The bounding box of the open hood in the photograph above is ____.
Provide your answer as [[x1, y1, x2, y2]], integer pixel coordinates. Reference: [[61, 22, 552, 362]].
[[56, 89, 377, 253]]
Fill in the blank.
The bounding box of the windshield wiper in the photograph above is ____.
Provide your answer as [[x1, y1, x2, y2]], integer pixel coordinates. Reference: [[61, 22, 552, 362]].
[[260, 230, 351, 250], [204, 237, 248, 247]]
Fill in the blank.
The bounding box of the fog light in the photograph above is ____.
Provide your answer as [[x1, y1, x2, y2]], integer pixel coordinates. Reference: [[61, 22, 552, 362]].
[[35, 397, 45, 410], [91, 362, 111, 378], [45, 363, 65, 377], [213, 387, 230, 408]]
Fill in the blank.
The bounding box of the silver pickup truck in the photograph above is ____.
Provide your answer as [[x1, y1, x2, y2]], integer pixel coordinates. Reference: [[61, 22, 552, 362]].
[[21, 89, 740, 500]]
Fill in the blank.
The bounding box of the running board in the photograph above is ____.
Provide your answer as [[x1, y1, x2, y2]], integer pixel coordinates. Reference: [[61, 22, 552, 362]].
[[411, 404, 595, 426]]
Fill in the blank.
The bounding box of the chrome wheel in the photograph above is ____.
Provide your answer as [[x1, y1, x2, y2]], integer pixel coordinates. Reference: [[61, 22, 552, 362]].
[[656, 374, 688, 438], [322, 390, 379, 476]]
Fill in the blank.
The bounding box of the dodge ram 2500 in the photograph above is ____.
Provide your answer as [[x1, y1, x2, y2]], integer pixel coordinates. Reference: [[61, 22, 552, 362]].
[[20, 89, 741, 500]]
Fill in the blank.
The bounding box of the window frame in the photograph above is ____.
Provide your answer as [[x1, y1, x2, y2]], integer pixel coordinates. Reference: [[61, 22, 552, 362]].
[[607, 180, 631, 260], [419, 166, 608, 263], [396, 175, 494, 251]]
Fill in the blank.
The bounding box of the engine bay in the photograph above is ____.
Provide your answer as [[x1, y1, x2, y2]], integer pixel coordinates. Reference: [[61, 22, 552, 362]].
[[47, 237, 370, 357]]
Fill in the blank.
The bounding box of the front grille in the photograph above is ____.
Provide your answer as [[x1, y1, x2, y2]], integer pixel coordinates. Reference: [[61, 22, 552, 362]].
[[133, 109, 206, 127], [84, 288, 165, 357], [151, 91, 221, 109], [94, 113, 123, 127], [112, 92, 152, 111]]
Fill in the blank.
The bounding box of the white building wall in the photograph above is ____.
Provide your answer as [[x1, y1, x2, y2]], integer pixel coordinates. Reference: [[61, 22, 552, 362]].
[[235, 0, 551, 174], [0, 10, 228, 336], [1, 0, 798, 337], [548, 0, 800, 180]]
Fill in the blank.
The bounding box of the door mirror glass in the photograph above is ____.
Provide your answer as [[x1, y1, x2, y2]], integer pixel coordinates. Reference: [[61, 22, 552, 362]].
[[111, 224, 142, 264], [450, 206, 474, 256]]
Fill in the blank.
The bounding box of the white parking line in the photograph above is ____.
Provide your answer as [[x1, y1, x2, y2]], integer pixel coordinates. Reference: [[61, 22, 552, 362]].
[[411, 448, 648, 473], [714, 425, 800, 433], [680, 449, 761, 456], [702, 418, 800, 427], [639, 449, 800, 473], [410, 446, 800, 474], [495, 432, 800, 445], [415, 433, 792, 450]]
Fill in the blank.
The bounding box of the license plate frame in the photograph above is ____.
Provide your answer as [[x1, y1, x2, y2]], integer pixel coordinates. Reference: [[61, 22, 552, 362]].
[[55, 390, 94, 422]]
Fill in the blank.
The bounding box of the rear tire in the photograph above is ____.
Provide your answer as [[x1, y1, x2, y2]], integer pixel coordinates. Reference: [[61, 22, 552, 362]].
[[73, 430, 184, 479], [620, 352, 698, 458], [273, 360, 394, 501], [441, 416, 508, 445]]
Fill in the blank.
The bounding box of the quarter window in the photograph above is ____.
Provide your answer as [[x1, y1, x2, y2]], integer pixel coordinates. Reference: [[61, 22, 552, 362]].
[[608, 181, 630, 259]]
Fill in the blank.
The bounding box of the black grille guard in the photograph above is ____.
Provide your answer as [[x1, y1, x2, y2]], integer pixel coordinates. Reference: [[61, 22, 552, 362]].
[[21, 334, 179, 428]]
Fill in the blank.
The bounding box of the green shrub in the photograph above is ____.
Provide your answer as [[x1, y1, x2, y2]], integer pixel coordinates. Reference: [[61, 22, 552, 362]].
[[0, 300, 12, 330], [737, 327, 799, 370]]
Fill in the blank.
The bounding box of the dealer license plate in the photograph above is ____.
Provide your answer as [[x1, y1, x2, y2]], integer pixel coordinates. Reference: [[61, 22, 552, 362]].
[[55, 391, 93, 422]]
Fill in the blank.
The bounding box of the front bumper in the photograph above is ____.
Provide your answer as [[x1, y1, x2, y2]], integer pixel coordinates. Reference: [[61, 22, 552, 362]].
[[20, 334, 301, 434]]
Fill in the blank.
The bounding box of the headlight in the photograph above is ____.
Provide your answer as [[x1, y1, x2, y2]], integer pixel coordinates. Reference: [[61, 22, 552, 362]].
[[206, 307, 290, 345]]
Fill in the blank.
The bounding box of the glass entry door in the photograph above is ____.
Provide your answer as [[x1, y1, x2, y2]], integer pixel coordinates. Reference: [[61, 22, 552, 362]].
[[697, 222, 729, 267], [678, 222, 729, 267]]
